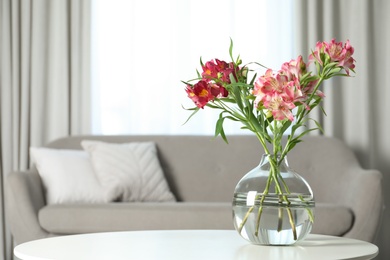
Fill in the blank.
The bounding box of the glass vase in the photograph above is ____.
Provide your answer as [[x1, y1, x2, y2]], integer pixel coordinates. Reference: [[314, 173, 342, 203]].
[[232, 154, 315, 245]]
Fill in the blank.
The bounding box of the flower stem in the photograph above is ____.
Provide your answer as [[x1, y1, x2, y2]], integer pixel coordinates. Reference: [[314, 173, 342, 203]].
[[277, 202, 283, 232], [254, 170, 273, 236], [254, 206, 264, 236], [239, 154, 299, 241], [286, 207, 297, 240], [238, 206, 255, 234]]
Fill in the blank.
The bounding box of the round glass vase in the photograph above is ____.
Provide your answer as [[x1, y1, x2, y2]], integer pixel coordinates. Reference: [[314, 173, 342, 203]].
[[232, 154, 315, 245]]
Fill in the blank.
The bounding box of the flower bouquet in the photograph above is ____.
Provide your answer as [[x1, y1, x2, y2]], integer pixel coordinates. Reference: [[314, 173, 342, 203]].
[[182, 39, 355, 244]]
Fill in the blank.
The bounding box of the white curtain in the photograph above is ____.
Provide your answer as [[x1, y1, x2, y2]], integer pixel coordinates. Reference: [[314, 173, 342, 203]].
[[0, 0, 91, 259], [91, 0, 295, 135], [294, 1, 390, 259]]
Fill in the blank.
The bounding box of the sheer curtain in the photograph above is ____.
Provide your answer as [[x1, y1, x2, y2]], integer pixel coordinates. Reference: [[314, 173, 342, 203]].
[[91, 0, 295, 135], [0, 0, 91, 259], [294, 1, 390, 259]]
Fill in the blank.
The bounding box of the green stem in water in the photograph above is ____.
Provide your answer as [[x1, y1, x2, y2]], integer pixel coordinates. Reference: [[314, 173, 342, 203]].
[[252, 155, 298, 240], [286, 207, 297, 240], [254, 206, 264, 236], [238, 206, 254, 234], [254, 170, 273, 236], [238, 110, 301, 240], [299, 195, 315, 223], [277, 197, 284, 232]]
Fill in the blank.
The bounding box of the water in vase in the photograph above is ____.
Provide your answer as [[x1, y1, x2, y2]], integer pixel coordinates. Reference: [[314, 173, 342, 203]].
[[233, 192, 314, 245]]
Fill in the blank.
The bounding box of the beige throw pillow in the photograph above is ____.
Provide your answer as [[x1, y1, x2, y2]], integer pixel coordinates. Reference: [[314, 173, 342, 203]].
[[81, 140, 176, 202]]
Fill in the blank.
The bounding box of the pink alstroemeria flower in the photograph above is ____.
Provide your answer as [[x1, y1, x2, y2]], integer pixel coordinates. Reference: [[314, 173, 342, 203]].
[[309, 41, 326, 66], [310, 39, 356, 75], [265, 94, 295, 121], [253, 68, 307, 121], [337, 40, 355, 75], [282, 80, 305, 104], [324, 39, 346, 63], [281, 55, 306, 81], [253, 69, 286, 97]]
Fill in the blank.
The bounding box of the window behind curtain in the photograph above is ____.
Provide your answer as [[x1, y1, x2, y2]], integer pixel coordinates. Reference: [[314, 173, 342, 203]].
[[91, 0, 295, 135]]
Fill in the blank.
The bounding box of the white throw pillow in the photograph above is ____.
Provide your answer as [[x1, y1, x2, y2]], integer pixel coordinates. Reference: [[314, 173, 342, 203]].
[[30, 147, 113, 204], [81, 140, 176, 202]]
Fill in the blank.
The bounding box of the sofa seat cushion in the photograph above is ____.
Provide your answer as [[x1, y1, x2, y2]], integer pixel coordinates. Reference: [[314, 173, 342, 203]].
[[311, 203, 354, 236], [39, 202, 233, 234], [38, 202, 354, 236]]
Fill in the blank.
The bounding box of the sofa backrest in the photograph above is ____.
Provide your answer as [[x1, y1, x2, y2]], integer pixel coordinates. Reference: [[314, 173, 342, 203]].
[[44, 135, 360, 203]]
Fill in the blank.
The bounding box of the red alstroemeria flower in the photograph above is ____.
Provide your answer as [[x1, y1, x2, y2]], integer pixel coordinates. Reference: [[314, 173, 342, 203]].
[[186, 81, 229, 109], [210, 83, 228, 98], [186, 80, 214, 109], [202, 60, 221, 80], [202, 59, 237, 84]]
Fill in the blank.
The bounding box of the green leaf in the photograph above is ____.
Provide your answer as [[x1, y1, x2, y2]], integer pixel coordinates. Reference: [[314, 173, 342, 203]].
[[215, 115, 224, 135], [229, 74, 237, 84], [249, 72, 258, 85], [327, 67, 342, 75], [182, 106, 200, 125], [228, 82, 252, 89], [285, 139, 302, 153], [323, 61, 339, 71], [220, 131, 228, 143], [181, 104, 198, 111], [181, 80, 192, 86], [182, 77, 202, 85], [229, 38, 234, 62], [215, 113, 228, 143], [196, 69, 201, 79], [279, 120, 292, 136], [293, 120, 322, 140], [310, 118, 324, 134], [205, 103, 220, 109], [225, 115, 240, 122], [252, 61, 269, 70], [232, 85, 243, 110], [291, 121, 305, 134], [236, 54, 241, 65], [309, 95, 322, 110], [316, 61, 321, 74], [218, 97, 236, 103], [327, 73, 350, 78], [319, 104, 327, 116]]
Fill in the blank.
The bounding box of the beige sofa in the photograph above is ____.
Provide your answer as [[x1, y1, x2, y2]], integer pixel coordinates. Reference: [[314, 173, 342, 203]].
[[6, 135, 383, 245]]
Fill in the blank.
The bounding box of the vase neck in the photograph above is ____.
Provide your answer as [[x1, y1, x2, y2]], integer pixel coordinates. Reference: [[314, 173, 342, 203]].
[[259, 154, 290, 168]]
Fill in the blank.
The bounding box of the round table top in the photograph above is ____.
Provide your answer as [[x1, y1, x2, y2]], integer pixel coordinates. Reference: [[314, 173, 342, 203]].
[[14, 230, 378, 260]]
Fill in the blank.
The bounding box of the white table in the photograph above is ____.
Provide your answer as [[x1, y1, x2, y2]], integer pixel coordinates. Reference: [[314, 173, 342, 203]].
[[14, 230, 378, 260]]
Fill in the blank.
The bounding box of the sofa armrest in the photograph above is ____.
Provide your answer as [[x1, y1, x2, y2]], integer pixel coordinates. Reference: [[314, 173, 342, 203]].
[[5, 170, 50, 244], [341, 167, 384, 242]]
